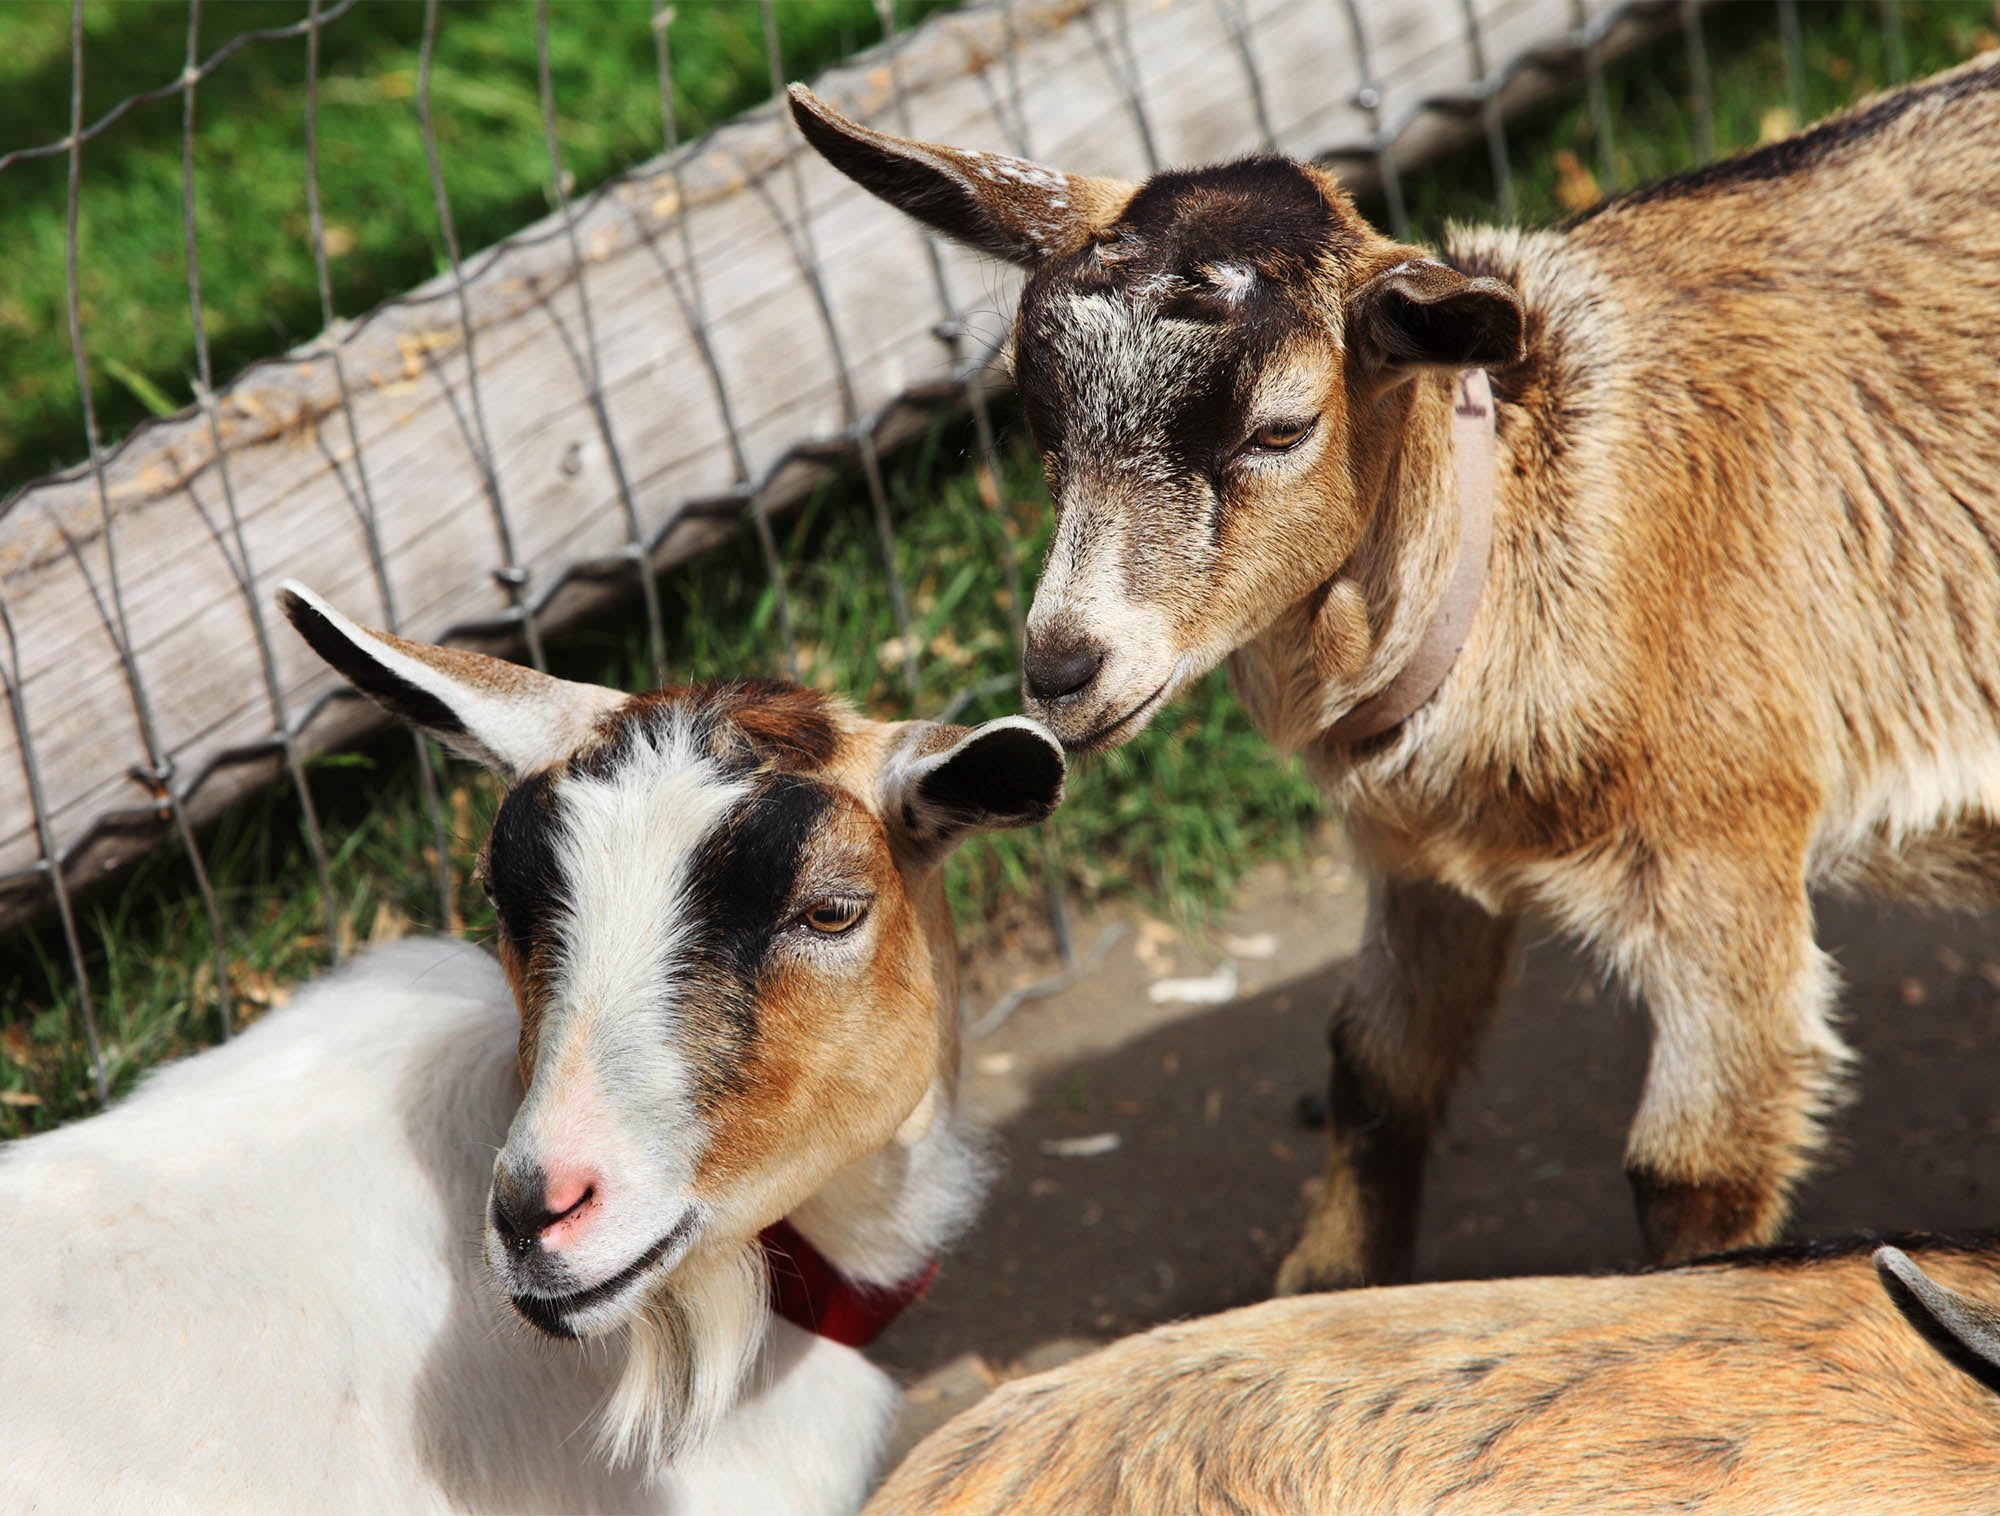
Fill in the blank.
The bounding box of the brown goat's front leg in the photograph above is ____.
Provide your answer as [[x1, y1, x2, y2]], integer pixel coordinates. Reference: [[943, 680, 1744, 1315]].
[[1617, 862, 1851, 1262], [1275, 875, 1517, 1295]]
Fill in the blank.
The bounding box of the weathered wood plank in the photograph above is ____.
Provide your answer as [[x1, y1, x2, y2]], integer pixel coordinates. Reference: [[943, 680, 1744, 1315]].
[[0, 0, 1672, 922]]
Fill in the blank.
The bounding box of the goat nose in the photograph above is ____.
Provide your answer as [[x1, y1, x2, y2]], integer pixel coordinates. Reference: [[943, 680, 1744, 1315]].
[[1023, 634, 1105, 703], [491, 1164, 596, 1253]]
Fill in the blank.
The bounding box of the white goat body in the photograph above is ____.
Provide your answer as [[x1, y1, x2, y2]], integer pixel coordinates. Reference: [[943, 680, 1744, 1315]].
[[0, 937, 898, 1514]]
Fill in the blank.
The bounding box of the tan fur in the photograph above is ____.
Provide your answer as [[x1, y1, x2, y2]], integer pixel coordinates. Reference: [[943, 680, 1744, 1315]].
[[793, 59, 2000, 1284], [689, 774, 942, 1233], [872, 1243, 2000, 1516]]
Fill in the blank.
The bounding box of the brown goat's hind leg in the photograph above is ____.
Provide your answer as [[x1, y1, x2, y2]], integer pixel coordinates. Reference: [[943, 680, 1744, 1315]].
[[1619, 869, 1850, 1263], [1276, 876, 1516, 1295]]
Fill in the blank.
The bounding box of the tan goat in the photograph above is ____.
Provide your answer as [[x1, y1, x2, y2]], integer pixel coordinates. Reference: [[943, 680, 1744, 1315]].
[[870, 1237, 2000, 1515], [790, 56, 2000, 1290]]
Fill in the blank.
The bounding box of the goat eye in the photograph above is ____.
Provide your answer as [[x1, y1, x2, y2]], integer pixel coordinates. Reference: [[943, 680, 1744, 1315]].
[[1246, 417, 1316, 453], [803, 898, 869, 935]]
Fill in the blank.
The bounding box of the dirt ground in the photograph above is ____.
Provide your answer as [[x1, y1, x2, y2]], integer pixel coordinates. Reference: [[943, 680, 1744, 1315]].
[[877, 831, 2000, 1455]]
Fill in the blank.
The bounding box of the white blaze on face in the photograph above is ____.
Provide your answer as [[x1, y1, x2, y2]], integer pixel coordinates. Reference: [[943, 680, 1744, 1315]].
[[1205, 262, 1257, 304], [1047, 289, 1212, 456], [1035, 289, 1213, 605], [500, 713, 750, 1287], [1022, 290, 1214, 733]]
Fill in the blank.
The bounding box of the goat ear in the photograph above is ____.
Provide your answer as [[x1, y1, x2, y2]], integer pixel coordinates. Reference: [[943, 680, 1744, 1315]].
[[787, 85, 1130, 268], [1874, 1245, 2000, 1394], [1351, 258, 1524, 372], [884, 716, 1066, 863], [277, 582, 625, 779]]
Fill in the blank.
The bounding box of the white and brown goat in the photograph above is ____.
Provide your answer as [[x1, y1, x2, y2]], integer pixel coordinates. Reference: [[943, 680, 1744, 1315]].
[[0, 586, 1064, 1512], [791, 55, 2000, 1290], [872, 1235, 2000, 1515]]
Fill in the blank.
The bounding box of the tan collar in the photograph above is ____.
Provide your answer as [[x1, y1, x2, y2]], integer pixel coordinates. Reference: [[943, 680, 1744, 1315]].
[[1324, 368, 1497, 746]]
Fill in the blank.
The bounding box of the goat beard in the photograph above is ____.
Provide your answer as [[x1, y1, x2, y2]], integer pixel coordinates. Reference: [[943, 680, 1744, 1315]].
[[596, 1236, 769, 1475]]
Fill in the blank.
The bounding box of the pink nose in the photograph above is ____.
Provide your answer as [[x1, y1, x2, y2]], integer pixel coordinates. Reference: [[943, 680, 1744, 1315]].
[[539, 1169, 598, 1248], [491, 1162, 602, 1252], [543, 1170, 590, 1219]]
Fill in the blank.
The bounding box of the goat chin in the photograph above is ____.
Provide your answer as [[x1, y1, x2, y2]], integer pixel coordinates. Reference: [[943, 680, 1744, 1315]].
[[602, 1239, 770, 1473]]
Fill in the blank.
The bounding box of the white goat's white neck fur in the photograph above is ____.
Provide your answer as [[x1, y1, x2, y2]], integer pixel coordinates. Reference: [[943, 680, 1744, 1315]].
[[602, 1238, 772, 1470], [602, 1100, 988, 1473], [790, 1085, 991, 1286]]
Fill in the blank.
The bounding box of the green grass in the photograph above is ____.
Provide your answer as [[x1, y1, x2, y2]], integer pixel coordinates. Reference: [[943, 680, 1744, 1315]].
[[2, 1, 1997, 1135], [1384, 0, 1998, 232], [0, 0, 948, 496]]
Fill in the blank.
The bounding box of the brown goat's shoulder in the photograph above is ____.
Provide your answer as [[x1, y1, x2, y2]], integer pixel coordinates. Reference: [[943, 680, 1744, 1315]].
[[1574, 50, 2000, 231]]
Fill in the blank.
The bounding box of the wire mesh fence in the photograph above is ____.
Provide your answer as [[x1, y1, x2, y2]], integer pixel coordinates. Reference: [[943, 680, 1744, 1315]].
[[0, 0, 1986, 1124]]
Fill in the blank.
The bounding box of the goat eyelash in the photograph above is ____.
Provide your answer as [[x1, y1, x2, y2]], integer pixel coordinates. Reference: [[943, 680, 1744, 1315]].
[[1240, 416, 1318, 455], [799, 897, 871, 936]]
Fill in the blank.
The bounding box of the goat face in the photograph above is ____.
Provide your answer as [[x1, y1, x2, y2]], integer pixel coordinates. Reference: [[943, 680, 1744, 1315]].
[[790, 87, 1523, 750], [279, 585, 1063, 1340]]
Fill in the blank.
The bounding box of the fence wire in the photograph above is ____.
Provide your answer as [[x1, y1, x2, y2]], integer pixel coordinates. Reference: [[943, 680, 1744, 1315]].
[[0, 0, 1935, 1109]]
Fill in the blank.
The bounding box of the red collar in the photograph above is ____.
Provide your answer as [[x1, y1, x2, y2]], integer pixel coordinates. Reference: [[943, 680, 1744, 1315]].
[[758, 1219, 939, 1349]]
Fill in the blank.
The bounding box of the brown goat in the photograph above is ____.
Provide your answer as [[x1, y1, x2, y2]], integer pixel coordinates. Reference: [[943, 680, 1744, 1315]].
[[870, 1238, 2000, 1515], [791, 56, 2000, 1289]]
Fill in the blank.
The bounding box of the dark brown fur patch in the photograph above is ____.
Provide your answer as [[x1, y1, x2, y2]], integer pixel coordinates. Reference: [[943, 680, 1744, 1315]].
[[666, 770, 835, 1109], [1669, 1229, 2000, 1273], [482, 769, 565, 1056], [493, 932, 542, 1081], [1629, 1169, 1776, 1262], [708, 680, 841, 770], [1095, 156, 1347, 289], [1015, 157, 1350, 479], [580, 680, 841, 778], [1320, 1018, 1428, 1284]]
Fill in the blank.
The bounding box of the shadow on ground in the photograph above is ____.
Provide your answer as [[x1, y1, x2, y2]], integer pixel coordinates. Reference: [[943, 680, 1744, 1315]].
[[877, 893, 2000, 1384]]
